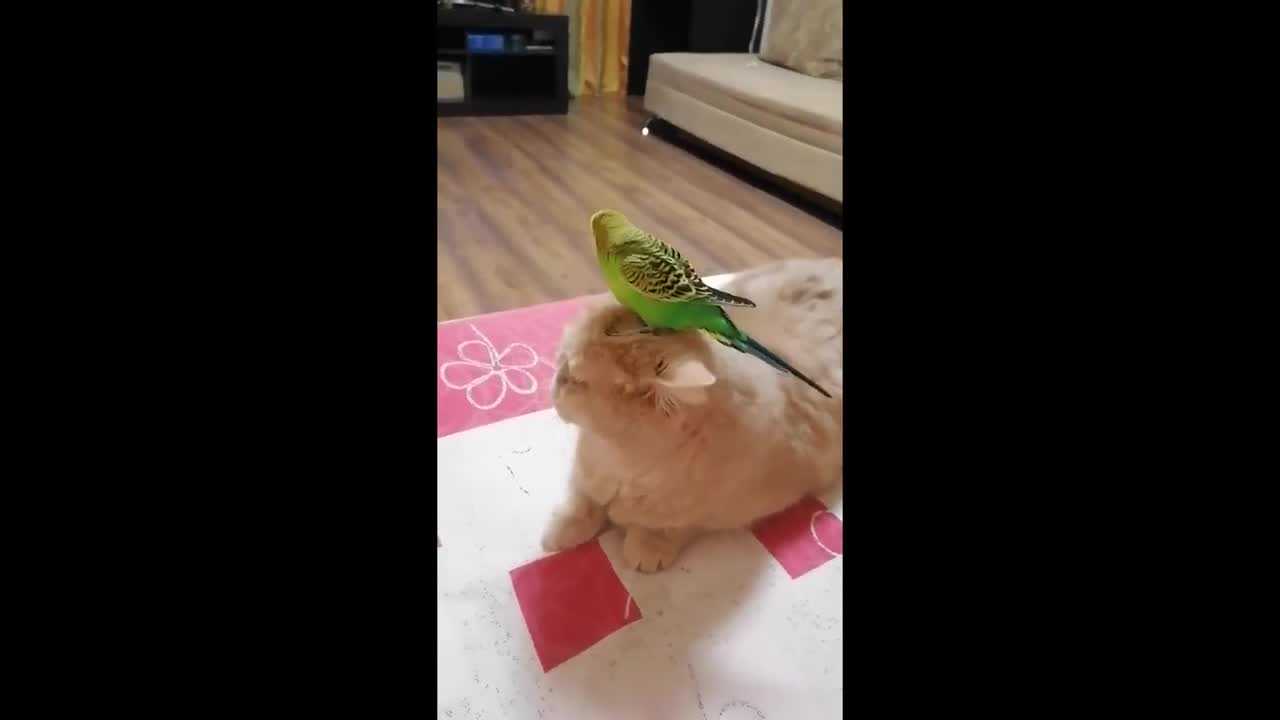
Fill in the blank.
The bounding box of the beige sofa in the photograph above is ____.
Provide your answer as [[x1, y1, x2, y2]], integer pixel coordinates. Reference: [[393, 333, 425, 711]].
[[643, 0, 843, 203]]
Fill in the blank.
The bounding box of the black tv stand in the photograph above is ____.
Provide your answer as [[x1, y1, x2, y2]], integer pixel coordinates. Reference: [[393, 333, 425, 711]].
[[437, 7, 569, 117]]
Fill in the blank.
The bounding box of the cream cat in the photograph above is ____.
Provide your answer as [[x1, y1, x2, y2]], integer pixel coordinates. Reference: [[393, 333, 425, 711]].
[[543, 258, 843, 572]]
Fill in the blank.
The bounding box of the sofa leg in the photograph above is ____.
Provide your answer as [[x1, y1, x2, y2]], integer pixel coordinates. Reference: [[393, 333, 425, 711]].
[[641, 116, 673, 138]]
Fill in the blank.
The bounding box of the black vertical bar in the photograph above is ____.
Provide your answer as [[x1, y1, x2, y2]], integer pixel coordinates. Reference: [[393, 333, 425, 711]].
[[689, 0, 758, 53], [555, 15, 568, 110], [463, 53, 472, 103], [627, 0, 693, 97]]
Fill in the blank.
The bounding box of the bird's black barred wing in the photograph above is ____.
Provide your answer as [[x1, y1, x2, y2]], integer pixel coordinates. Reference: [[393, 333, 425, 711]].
[[616, 230, 756, 307]]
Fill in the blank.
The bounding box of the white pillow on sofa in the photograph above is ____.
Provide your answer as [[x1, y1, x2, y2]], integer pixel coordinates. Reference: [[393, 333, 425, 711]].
[[759, 0, 843, 80]]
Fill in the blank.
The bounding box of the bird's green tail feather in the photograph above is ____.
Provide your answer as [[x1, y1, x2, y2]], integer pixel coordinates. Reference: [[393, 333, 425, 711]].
[[706, 312, 832, 398]]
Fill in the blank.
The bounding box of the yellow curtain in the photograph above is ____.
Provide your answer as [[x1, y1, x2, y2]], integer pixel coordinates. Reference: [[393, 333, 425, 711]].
[[534, 0, 631, 96]]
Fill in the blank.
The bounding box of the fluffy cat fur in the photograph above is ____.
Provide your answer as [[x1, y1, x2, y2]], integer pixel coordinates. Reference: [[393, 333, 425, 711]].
[[543, 258, 843, 572]]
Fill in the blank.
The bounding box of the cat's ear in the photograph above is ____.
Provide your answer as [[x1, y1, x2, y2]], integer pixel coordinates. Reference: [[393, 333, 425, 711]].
[[655, 358, 715, 404]]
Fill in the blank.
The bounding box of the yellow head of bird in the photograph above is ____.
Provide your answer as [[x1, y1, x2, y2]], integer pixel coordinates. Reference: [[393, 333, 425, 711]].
[[591, 209, 628, 253]]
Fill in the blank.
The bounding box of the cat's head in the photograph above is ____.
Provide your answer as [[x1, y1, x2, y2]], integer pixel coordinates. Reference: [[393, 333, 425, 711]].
[[553, 301, 717, 434]]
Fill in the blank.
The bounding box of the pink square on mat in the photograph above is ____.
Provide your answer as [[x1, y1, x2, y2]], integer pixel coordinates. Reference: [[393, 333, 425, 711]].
[[437, 297, 587, 438], [510, 541, 642, 672], [752, 495, 844, 579]]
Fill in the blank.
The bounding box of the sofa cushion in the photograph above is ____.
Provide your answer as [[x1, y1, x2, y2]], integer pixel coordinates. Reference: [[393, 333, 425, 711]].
[[647, 53, 841, 155], [760, 0, 843, 80]]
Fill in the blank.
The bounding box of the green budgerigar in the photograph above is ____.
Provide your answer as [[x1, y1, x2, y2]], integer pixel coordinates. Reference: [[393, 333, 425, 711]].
[[591, 209, 831, 398]]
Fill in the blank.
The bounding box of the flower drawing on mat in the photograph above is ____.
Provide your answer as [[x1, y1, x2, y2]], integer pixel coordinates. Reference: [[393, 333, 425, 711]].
[[440, 324, 540, 410]]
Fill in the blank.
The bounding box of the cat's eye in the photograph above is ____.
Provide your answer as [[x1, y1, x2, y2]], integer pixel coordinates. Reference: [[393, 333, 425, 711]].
[[655, 359, 668, 375]]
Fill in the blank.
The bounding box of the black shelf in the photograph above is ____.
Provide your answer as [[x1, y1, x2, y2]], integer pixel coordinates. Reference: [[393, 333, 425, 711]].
[[437, 8, 569, 117]]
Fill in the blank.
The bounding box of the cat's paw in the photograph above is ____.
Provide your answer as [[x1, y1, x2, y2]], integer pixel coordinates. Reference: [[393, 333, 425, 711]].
[[622, 528, 686, 573], [541, 507, 605, 552]]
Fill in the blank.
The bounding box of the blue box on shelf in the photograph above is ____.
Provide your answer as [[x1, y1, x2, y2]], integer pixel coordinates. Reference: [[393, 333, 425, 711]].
[[466, 33, 505, 53]]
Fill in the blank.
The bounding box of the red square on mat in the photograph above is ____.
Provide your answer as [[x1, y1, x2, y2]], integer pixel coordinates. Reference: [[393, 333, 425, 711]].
[[752, 495, 844, 579], [510, 540, 641, 672]]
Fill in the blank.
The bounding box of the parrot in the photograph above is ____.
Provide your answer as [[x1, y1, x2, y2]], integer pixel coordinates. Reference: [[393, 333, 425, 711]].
[[591, 209, 831, 398]]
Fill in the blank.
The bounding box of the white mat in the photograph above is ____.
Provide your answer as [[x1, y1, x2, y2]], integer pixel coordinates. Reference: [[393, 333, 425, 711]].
[[437, 274, 844, 719]]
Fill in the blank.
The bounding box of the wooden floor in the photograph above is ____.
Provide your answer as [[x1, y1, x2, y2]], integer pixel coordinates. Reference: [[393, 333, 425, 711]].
[[436, 96, 843, 321]]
